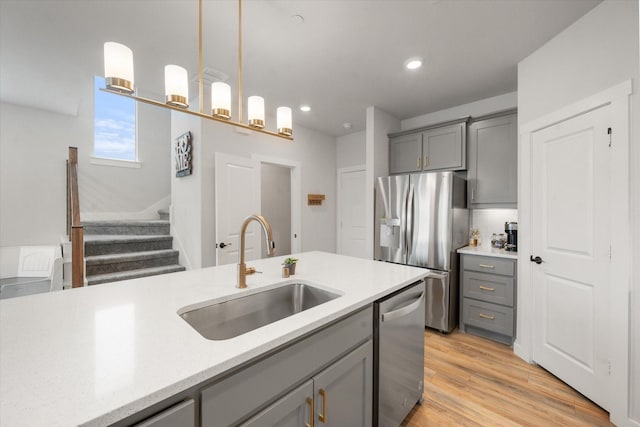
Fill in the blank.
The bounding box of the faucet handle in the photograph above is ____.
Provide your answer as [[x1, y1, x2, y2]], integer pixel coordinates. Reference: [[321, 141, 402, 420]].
[[245, 266, 257, 275]]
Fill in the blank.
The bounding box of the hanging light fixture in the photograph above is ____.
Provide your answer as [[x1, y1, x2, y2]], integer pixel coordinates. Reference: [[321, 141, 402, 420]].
[[104, 42, 134, 94], [277, 107, 292, 137], [100, 0, 293, 141], [164, 65, 189, 109], [211, 82, 231, 119], [247, 96, 265, 128]]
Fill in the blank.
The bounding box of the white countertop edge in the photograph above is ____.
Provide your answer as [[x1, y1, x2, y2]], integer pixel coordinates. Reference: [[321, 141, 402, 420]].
[[457, 245, 518, 260]]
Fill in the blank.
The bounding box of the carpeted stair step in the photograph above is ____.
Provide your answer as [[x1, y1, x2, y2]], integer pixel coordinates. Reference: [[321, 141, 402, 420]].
[[84, 235, 173, 256], [85, 249, 180, 276], [87, 265, 186, 286], [158, 208, 170, 221], [82, 220, 170, 236]]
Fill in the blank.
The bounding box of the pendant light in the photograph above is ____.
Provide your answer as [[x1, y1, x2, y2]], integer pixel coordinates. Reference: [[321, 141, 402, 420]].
[[211, 82, 231, 119], [164, 65, 189, 109], [101, 0, 293, 140], [277, 107, 292, 137], [104, 42, 134, 94], [247, 96, 265, 129]]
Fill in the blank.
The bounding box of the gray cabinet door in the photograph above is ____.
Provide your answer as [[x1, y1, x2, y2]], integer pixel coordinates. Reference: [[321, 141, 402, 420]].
[[134, 399, 195, 427], [422, 122, 465, 171], [468, 114, 517, 208], [313, 340, 373, 427], [241, 380, 313, 427], [389, 133, 422, 174]]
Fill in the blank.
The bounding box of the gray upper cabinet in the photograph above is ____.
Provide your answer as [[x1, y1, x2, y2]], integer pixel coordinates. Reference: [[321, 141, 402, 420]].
[[467, 112, 517, 208], [389, 120, 467, 175], [389, 133, 422, 174]]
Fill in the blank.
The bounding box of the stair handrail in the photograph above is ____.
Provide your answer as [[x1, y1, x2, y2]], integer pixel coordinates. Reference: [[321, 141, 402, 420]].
[[67, 147, 84, 288]]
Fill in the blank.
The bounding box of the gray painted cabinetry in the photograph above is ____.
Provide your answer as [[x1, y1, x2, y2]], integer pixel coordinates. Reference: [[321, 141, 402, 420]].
[[460, 254, 516, 345], [389, 120, 467, 174], [467, 112, 518, 208], [117, 307, 372, 427]]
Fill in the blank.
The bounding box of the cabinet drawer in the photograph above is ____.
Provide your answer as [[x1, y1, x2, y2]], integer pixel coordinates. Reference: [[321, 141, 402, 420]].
[[462, 255, 514, 276], [463, 298, 514, 337], [463, 271, 514, 307]]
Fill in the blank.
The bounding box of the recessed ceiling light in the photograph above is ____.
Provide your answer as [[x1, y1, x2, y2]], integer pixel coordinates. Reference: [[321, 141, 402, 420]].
[[300, 105, 311, 112], [291, 14, 305, 24], [404, 57, 423, 70], [343, 123, 352, 130]]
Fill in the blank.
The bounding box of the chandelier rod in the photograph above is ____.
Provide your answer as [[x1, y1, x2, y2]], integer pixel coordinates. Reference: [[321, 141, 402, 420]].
[[198, 0, 204, 113], [238, 0, 243, 122]]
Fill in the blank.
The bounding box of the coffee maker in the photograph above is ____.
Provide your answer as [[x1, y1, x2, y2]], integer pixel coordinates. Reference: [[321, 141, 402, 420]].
[[505, 222, 517, 252]]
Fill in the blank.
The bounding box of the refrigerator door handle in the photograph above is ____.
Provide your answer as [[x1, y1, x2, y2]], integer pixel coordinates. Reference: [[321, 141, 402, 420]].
[[426, 271, 448, 279], [381, 291, 425, 323], [405, 183, 414, 256]]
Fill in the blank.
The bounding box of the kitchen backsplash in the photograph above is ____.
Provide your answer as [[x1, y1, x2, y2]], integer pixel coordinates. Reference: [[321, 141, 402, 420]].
[[469, 209, 518, 248]]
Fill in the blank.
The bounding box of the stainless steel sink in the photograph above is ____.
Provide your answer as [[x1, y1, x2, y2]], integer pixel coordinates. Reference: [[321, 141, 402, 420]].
[[179, 283, 341, 340]]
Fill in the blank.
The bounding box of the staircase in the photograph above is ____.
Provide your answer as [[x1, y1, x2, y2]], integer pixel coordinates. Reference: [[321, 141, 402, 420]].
[[83, 220, 185, 285]]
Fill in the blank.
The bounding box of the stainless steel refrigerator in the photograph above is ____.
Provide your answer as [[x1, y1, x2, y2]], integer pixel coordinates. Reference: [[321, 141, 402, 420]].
[[374, 171, 468, 332]]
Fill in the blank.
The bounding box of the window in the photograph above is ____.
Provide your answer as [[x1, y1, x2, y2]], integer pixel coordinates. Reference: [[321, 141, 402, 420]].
[[93, 76, 137, 161]]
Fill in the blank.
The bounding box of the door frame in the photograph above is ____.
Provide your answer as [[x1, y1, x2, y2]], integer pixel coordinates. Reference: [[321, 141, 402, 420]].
[[252, 154, 302, 254], [517, 80, 631, 424], [336, 165, 366, 255]]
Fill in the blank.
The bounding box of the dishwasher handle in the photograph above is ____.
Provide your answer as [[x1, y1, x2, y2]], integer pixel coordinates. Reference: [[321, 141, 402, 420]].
[[381, 291, 425, 323]]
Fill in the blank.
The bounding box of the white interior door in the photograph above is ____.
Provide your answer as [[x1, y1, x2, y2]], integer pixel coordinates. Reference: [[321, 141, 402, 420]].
[[337, 166, 366, 258], [531, 105, 611, 410], [215, 153, 260, 266]]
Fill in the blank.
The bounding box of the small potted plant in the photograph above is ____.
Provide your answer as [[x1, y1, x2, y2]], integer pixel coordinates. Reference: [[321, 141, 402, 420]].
[[282, 257, 298, 275]]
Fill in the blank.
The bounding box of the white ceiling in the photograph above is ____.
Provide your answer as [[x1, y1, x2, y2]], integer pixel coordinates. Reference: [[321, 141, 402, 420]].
[[0, 0, 600, 137]]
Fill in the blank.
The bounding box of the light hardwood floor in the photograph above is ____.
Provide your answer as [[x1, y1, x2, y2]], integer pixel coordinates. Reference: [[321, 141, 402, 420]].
[[401, 329, 612, 427]]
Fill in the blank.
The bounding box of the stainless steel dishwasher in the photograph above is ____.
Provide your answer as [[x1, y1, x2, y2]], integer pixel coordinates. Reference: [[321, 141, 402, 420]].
[[374, 280, 425, 427]]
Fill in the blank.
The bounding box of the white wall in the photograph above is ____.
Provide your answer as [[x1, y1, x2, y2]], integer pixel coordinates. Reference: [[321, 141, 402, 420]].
[[337, 130, 365, 168], [171, 113, 337, 268], [517, 0, 639, 423], [261, 163, 291, 257], [0, 95, 170, 247], [401, 92, 517, 131], [365, 106, 400, 259]]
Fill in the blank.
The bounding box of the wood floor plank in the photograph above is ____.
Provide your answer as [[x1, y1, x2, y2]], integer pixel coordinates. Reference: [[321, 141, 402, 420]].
[[401, 329, 613, 426]]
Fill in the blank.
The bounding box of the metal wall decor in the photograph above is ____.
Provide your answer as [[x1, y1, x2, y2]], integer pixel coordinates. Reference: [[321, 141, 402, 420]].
[[175, 131, 193, 177]]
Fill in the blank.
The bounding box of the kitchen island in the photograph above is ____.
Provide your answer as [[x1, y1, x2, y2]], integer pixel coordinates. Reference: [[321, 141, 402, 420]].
[[0, 251, 428, 426]]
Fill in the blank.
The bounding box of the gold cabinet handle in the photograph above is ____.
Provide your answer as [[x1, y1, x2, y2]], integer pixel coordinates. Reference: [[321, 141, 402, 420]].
[[479, 285, 495, 292], [479, 264, 495, 269], [479, 313, 495, 320], [424, 156, 428, 168], [306, 397, 314, 427], [417, 157, 421, 169], [318, 388, 327, 423]]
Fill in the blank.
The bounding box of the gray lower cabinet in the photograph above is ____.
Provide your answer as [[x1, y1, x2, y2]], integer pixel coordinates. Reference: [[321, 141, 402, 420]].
[[389, 120, 467, 174], [134, 399, 195, 427], [242, 341, 373, 427], [467, 112, 518, 208], [241, 380, 314, 427], [201, 307, 373, 427], [460, 254, 516, 345]]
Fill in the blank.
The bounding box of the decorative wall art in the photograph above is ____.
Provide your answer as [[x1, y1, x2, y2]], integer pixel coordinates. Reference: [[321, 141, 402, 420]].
[[175, 131, 193, 177]]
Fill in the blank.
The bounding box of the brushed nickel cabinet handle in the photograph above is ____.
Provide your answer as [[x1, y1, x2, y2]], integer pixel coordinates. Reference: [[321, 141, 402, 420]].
[[479, 264, 495, 269], [306, 397, 314, 427], [479, 313, 495, 320], [318, 388, 327, 423], [479, 285, 495, 292]]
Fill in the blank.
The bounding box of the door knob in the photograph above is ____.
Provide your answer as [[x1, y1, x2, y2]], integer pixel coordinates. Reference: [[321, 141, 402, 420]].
[[218, 242, 231, 249], [530, 255, 544, 264]]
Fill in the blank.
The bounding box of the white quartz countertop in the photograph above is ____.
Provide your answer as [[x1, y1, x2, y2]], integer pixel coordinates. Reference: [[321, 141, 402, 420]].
[[457, 245, 518, 260], [0, 251, 428, 427]]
